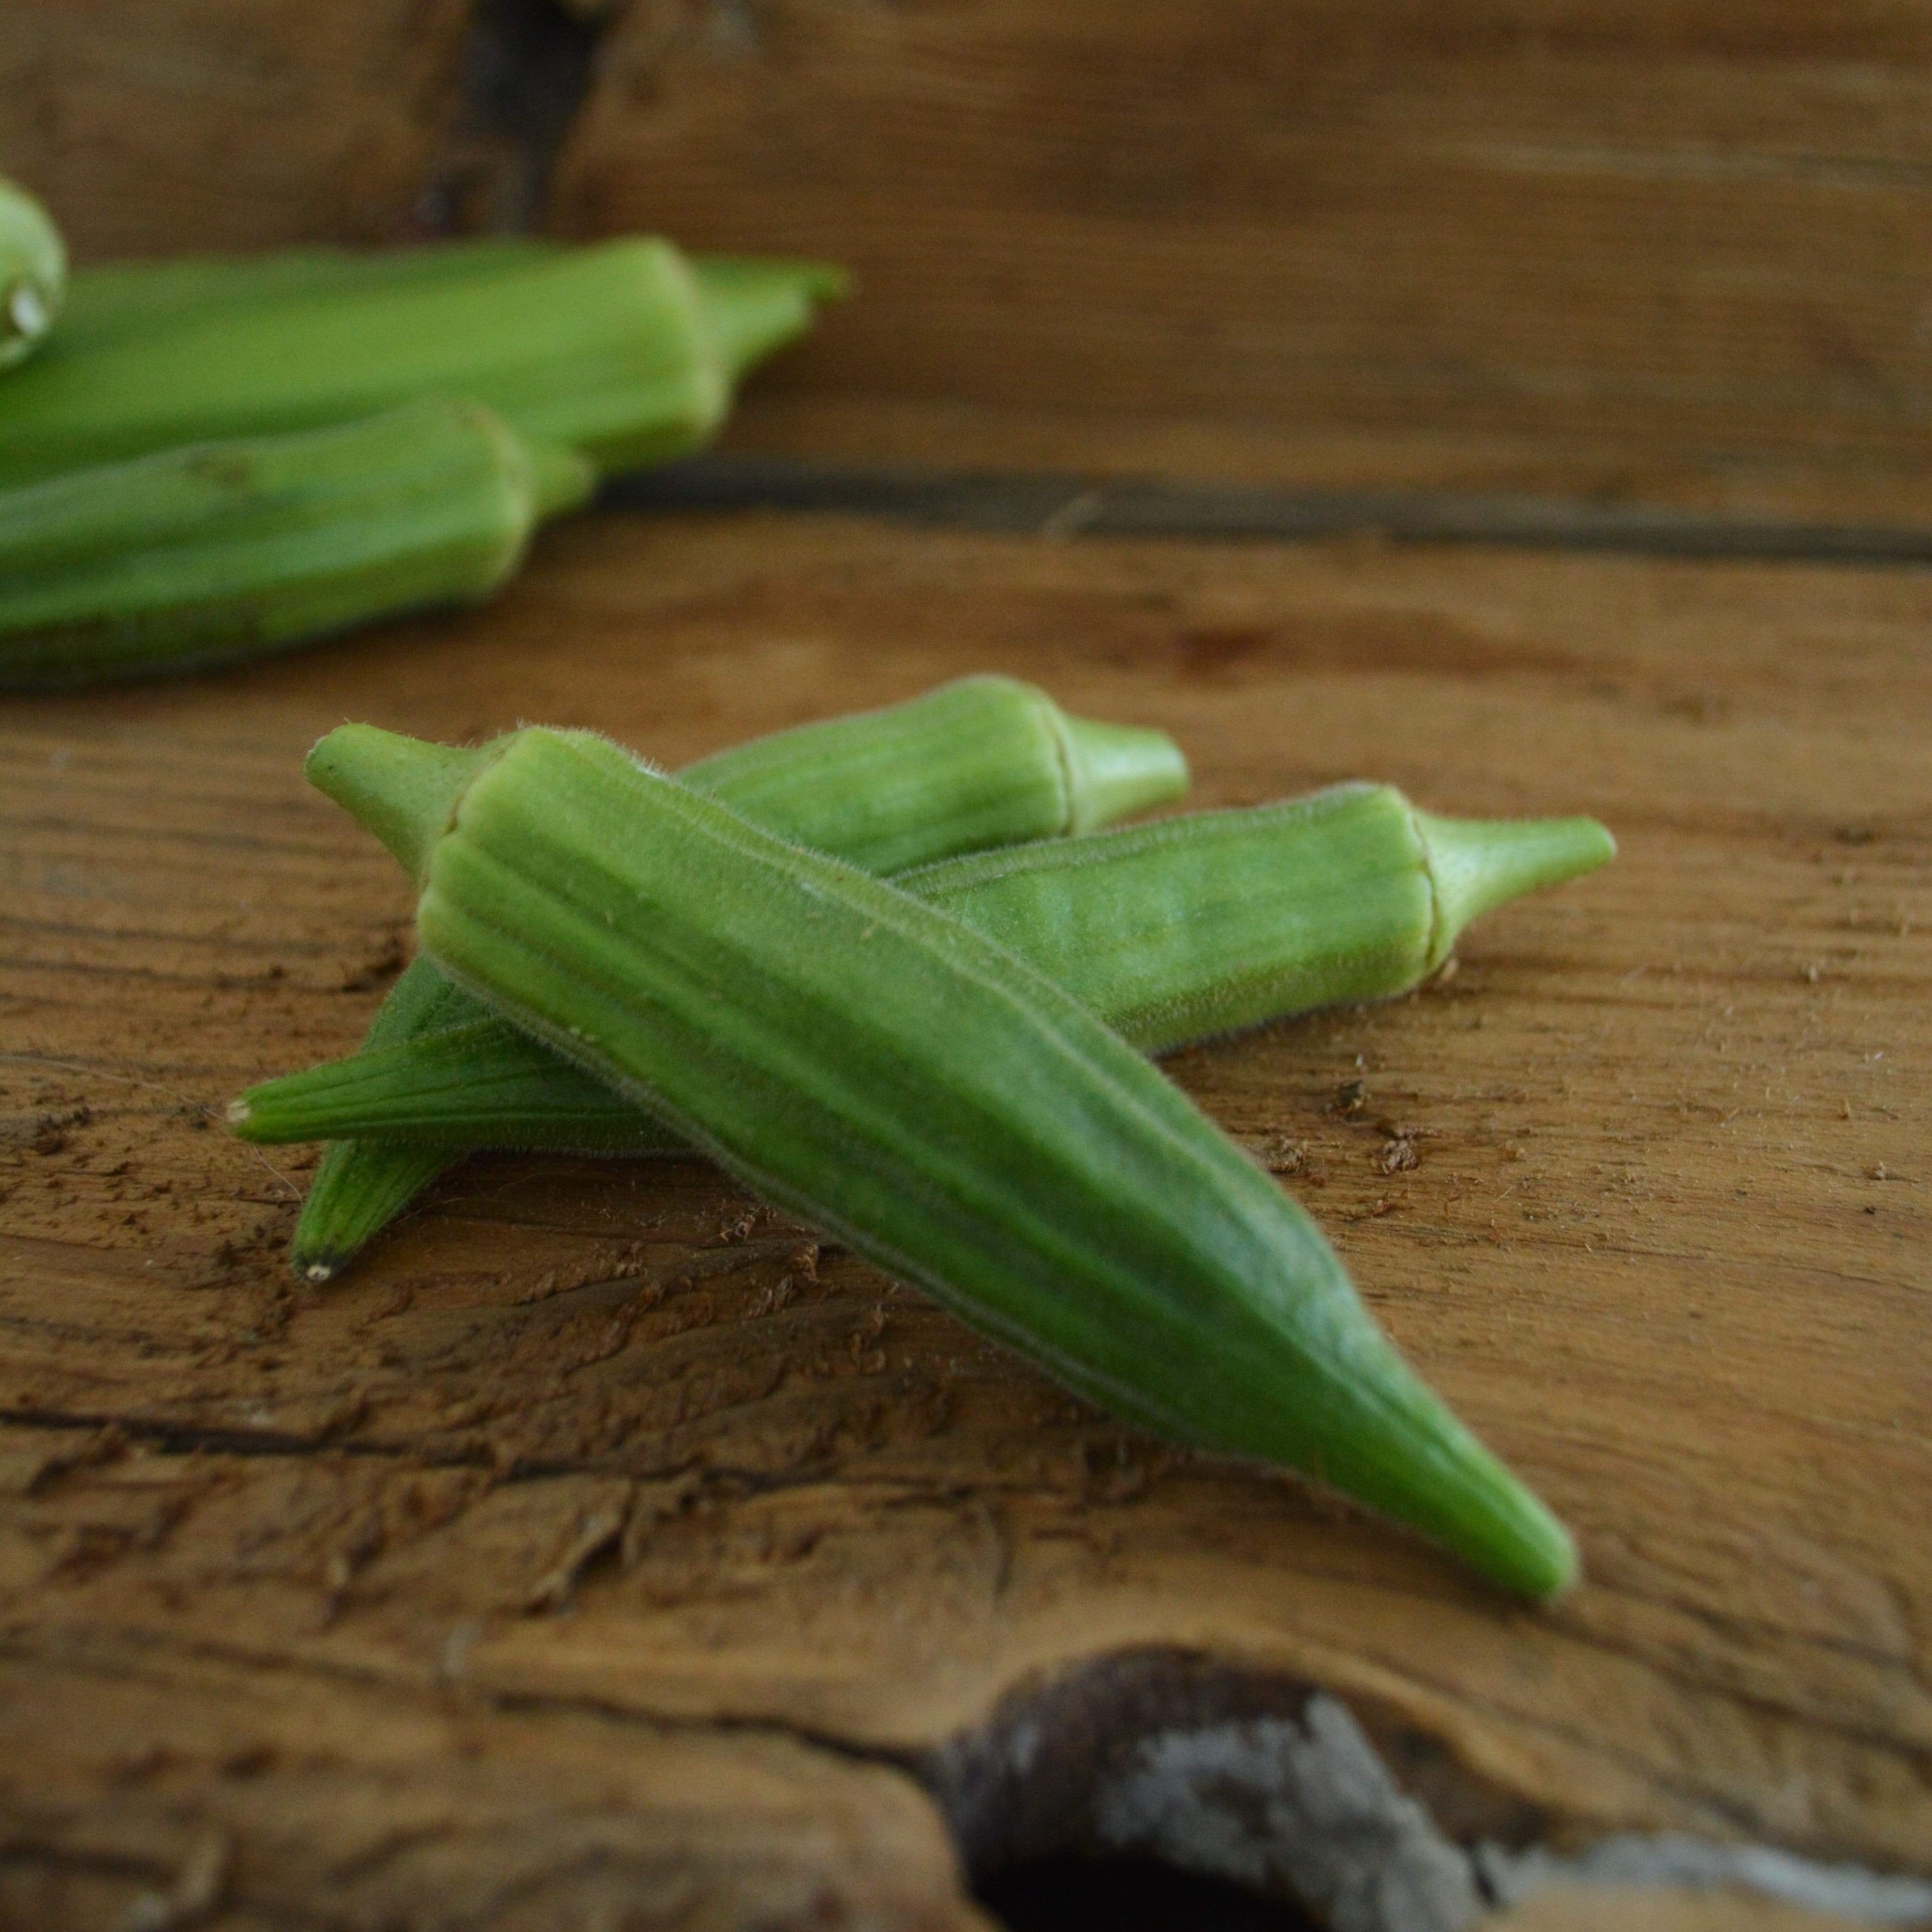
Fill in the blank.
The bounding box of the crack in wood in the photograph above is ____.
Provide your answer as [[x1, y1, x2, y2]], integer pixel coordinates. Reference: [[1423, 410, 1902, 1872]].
[[920, 1649, 1932, 1930], [419, 0, 608, 236], [604, 458, 1932, 567]]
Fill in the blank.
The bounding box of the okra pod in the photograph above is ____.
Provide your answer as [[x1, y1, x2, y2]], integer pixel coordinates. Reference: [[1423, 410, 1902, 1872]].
[[272, 678, 1189, 1280], [0, 399, 593, 690], [234, 784, 1614, 1150], [0, 177, 64, 371], [56, 238, 557, 356], [0, 238, 840, 488], [282, 722, 1578, 1598], [58, 241, 842, 382]]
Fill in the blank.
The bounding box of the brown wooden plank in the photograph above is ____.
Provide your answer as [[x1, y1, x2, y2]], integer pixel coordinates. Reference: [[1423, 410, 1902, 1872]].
[[3, 507, 1930, 1925], [0, 0, 471, 260], [555, 0, 1932, 515], [0, 1623, 982, 1931]]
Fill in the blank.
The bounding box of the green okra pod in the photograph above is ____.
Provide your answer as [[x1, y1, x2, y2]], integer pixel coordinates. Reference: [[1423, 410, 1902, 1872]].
[[56, 238, 558, 356], [284, 720, 1578, 1599], [234, 783, 1614, 1151], [0, 398, 593, 690], [58, 240, 843, 384], [274, 677, 1189, 1281], [0, 238, 841, 489], [0, 177, 65, 371]]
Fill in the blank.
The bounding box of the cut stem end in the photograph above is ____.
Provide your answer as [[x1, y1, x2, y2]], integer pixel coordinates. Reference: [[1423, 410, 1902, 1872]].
[[1414, 810, 1616, 970], [305, 724, 503, 884], [1060, 716, 1191, 832]]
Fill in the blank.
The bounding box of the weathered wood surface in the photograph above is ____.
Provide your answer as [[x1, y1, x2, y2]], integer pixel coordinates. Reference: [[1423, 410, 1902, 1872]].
[[2, 508, 1927, 1927], [13, 3, 1932, 523], [0, 2, 476, 261], [557, 0, 1932, 521]]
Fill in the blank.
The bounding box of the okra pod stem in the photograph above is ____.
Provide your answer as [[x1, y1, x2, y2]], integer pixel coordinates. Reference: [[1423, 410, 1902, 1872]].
[[0, 238, 840, 488], [0, 178, 65, 371], [278, 678, 1189, 1280], [290, 721, 1577, 1598], [234, 784, 1613, 1150], [0, 399, 593, 690]]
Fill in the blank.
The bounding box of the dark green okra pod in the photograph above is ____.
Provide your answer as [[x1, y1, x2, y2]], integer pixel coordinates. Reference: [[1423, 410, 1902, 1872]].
[[234, 783, 1614, 1150], [0, 399, 593, 690], [0, 177, 63, 371], [278, 677, 1188, 1280], [294, 721, 1578, 1599]]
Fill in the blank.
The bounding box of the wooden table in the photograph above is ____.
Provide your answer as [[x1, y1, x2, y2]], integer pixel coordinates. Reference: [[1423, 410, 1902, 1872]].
[[4, 497, 1927, 1930]]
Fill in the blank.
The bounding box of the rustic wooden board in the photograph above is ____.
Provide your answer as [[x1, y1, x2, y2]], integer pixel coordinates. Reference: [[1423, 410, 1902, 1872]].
[[556, 0, 1932, 520], [0, 0, 472, 261], [2, 508, 1928, 1928]]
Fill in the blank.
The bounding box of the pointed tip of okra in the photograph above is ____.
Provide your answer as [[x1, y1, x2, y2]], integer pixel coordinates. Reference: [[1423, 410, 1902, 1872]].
[[1341, 1351, 1580, 1600], [691, 255, 850, 385], [1059, 717, 1191, 832], [1462, 1467, 1580, 1601], [305, 724, 503, 885], [1412, 809, 1616, 971]]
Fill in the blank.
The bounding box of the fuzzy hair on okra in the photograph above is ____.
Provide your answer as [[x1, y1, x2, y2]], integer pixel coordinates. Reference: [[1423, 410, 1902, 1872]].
[[283, 718, 1580, 1599]]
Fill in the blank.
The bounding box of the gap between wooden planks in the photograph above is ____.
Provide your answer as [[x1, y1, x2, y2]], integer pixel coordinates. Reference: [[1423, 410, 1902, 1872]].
[[1, 507, 1928, 1928]]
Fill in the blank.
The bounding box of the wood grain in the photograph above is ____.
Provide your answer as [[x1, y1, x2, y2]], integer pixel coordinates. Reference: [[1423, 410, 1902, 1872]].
[[0, 0, 471, 261], [3, 508, 1929, 1926], [556, 0, 1932, 516]]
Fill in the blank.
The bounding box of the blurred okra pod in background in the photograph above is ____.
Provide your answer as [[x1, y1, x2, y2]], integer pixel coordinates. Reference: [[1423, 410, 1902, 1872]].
[[267, 677, 1190, 1281], [0, 399, 593, 690], [0, 177, 65, 370], [287, 720, 1579, 1599], [0, 237, 842, 488], [55, 237, 557, 355], [58, 239, 843, 386], [234, 783, 1614, 1150]]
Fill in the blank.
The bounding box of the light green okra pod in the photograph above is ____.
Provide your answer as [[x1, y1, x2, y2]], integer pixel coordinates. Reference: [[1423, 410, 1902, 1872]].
[[58, 240, 843, 386], [275, 677, 1189, 1281], [55, 238, 559, 355], [0, 238, 840, 488], [0, 399, 593, 690], [233, 783, 1613, 1151], [0, 177, 65, 371], [294, 720, 1578, 1599]]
